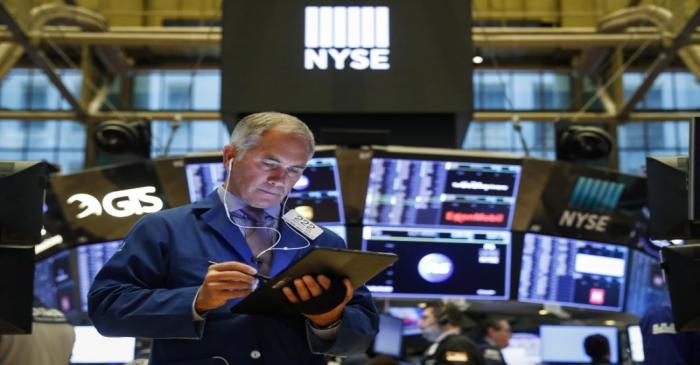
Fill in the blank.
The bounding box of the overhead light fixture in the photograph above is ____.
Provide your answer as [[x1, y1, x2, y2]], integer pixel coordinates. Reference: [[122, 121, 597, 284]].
[[473, 48, 484, 64]]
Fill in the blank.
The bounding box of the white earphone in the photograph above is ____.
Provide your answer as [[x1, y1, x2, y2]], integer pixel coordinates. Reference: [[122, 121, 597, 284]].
[[222, 157, 310, 262]]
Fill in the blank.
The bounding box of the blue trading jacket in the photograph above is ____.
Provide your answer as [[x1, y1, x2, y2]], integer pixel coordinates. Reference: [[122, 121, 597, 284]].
[[88, 191, 378, 365], [639, 304, 700, 365]]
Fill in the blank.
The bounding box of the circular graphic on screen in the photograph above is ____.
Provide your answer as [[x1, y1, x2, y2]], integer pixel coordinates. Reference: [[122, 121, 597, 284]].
[[293, 175, 310, 190], [417, 253, 454, 283]]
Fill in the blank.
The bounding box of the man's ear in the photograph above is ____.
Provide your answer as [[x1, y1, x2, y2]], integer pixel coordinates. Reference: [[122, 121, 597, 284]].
[[223, 145, 238, 167]]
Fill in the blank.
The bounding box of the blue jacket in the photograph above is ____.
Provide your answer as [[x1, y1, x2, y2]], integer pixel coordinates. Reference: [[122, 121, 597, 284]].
[[88, 192, 378, 365], [640, 304, 700, 365]]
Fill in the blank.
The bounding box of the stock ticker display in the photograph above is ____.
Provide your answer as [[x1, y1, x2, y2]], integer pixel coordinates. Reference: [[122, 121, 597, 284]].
[[625, 250, 669, 317], [362, 156, 519, 300], [363, 226, 511, 299], [76, 241, 121, 312], [34, 250, 79, 314], [518, 233, 628, 311], [363, 158, 521, 229]]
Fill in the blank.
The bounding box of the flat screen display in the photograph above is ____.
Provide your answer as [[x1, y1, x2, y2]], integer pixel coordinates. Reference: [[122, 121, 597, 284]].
[[76, 241, 122, 312], [71, 326, 135, 363], [184, 153, 346, 232], [34, 250, 79, 314], [364, 157, 521, 229], [387, 307, 423, 336], [540, 325, 619, 363], [518, 233, 628, 311], [502, 333, 541, 365], [373, 314, 403, 357], [364, 226, 511, 299], [628, 325, 644, 363], [625, 250, 669, 317], [222, 0, 472, 114], [185, 161, 226, 203]]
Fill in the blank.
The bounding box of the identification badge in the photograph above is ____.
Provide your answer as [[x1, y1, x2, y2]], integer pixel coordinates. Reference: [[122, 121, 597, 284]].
[[282, 209, 323, 240], [445, 351, 469, 362]]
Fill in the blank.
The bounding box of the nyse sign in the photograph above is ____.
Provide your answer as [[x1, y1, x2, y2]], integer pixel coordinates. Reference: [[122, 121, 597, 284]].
[[558, 210, 610, 233], [67, 186, 164, 219], [304, 6, 390, 70]]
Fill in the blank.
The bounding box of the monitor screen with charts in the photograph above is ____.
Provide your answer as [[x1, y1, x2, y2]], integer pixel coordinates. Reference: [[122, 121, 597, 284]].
[[363, 153, 522, 230], [75, 241, 122, 312], [518, 233, 628, 311], [34, 250, 80, 315], [625, 250, 669, 317]]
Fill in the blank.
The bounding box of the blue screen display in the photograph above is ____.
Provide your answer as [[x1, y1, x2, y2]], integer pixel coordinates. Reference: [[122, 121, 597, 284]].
[[518, 233, 628, 311], [34, 250, 79, 314], [625, 250, 669, 317], [76, 241, 121, 312], [364, 158, 521, 229], [373, 314, 403, 357]]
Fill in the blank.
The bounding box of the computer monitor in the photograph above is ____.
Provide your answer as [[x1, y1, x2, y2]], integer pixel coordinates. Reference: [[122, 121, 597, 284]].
[[660, 244, 700, 331], [363, 148, 522, 230], [690, 116, 699, 221], [501, 332, 541, 365], [0, 160, 53, 246], [387, 307, 424, 336], [518, 233, 628, 311], [70, 325, 135, 363], [540, 325, 619, 364], [75, 241, 122, 312], [625, 250, 669, 318], [183, 153, 226, 203], [373, 314, 403, 357], [184, 149, 347, 237], [627, 325, 644, 363], [646, 156, 700, 239], [33, 250, 80, 315], [364, 226, 511, 300]]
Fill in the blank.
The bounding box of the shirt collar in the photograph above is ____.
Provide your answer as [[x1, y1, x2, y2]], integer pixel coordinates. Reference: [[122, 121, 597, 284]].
[[216, 185, 281, 219], [436, 328, 461, 343]]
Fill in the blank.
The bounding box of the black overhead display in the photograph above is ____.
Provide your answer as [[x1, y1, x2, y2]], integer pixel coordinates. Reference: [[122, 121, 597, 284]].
[[221, 0, 472, 114], [512, 159, 647, 245]]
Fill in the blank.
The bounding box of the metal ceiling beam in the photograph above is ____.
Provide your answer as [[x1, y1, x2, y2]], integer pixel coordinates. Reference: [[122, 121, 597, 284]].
[[0, 110, 694, 123], [618, 7, 700, 120], [0, 26, 686, 48], [0, 4, 85, 118]]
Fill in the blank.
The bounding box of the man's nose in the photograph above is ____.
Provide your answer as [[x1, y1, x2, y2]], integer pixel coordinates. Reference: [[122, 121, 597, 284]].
[[267, 168, 285, 185]]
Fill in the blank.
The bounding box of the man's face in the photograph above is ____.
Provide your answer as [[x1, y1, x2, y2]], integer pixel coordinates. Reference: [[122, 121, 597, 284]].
[[419, 307, 437, 330], [224, 129, 311, 209], [488, 320, 512, 349]]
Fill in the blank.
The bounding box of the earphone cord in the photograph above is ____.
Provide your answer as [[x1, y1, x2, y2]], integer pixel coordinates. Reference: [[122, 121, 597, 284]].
[[222, 160, 310, 262]]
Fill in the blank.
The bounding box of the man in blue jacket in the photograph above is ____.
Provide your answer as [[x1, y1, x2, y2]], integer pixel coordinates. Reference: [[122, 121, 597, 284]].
[[88, 112, 378, 365]]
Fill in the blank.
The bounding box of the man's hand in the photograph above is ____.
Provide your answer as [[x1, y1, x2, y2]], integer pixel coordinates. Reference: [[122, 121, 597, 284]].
[[195, 261, 257, 314], [282, 275, 353, 327]]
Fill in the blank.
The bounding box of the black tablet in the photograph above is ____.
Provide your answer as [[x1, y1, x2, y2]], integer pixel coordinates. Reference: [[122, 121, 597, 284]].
[[231, 247, 397, 317]]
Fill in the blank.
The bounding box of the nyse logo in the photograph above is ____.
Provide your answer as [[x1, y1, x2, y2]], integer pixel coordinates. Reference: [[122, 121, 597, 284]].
[[67, 186, 164, 219], [304, 6, 390, 70], [558, 209, 610, 232]]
